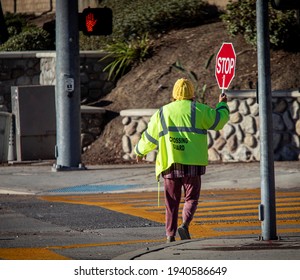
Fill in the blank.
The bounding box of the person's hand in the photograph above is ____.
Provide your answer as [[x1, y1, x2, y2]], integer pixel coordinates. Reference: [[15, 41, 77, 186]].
[[136, 155, 145, 163], [219, 93, 227, 103]]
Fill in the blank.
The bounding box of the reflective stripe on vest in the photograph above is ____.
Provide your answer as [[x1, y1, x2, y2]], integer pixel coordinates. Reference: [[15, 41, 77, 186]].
[[136, 129, 159, 155], [145, 130, 158, 145], [135, 143, 143, 156], [158, 101, 208, 137], [209, 105, 230, 130]]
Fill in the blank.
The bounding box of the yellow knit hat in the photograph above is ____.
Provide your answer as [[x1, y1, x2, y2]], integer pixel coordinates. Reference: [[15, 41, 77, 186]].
[[172, 78, 195, 100]]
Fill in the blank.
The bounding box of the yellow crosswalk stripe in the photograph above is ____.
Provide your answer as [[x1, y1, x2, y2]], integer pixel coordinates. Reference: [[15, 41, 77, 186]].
[[41, 188, 300, 238], [0, 248, 70, 260]]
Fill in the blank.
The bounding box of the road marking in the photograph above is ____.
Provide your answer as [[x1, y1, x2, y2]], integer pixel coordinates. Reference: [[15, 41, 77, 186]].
[[41, 188, 300, 238], [0, 248, 70, 260], [3, 188, 297, 260], [0, 239, 164, 260]]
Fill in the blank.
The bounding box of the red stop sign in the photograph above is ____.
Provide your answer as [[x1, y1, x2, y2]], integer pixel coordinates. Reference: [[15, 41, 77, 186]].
[[215, 43, 236, 90]]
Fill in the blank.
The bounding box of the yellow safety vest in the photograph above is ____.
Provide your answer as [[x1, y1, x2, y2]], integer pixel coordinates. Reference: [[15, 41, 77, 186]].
[[135, 100, 229, 179]]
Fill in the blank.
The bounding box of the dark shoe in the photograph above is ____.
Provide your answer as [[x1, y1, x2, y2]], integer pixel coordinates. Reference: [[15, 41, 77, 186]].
[[166, 236, 175, 243], [178, 225, 191, 240]]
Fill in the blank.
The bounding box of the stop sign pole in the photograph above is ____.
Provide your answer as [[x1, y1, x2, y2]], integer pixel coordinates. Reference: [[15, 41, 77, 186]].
[[215, 42, 236, 94]]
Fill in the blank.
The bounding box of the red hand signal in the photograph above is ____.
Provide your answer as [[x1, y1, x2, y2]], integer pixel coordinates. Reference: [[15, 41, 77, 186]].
[[85, 12, 97, 32], [81, 7, 112, 36]]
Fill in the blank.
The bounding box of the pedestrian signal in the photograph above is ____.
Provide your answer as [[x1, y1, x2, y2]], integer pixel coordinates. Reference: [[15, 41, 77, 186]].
[[79, 7, 112, 36]]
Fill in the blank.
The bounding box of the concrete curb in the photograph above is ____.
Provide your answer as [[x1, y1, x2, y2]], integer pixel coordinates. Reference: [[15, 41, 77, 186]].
[[114, 236, 300, 260]]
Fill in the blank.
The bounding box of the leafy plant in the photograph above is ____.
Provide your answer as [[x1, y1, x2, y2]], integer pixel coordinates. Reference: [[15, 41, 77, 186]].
[[101, 33, 153, 81], [4, 12, 33, 32], [0, 12, 54, 51], [221, 0, 300, 49], [80, 0, 220, 50], [0, 27, 52, 51], [111, 0, 217, 40], [171, 55, 214, 104]]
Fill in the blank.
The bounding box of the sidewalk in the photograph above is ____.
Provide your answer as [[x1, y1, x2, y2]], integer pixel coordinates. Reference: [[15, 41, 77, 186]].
[[114, 235, 300, 260], [0, 161, 299, 195]]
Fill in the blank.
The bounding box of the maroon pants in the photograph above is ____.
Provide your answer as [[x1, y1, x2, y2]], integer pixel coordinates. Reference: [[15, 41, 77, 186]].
[[163, 176, 201, 237]]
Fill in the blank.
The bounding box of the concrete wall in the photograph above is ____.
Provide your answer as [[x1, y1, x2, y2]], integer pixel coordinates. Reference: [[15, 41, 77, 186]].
[[1, 0, 230, 14], [1, 0, 107, 14], [0, 51, 114, 112], [1, 0, 55, 14]]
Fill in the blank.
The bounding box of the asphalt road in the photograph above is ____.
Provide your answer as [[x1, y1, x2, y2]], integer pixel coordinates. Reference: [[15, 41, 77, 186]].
[[0, 193, 164, 260], [1, 187, 300, 260], [0, 161, 299, 260]]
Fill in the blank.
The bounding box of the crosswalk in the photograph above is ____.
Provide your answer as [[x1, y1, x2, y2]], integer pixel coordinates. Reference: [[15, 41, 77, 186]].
[[42, 188, 300, 238], [1, 188, 299, 260]]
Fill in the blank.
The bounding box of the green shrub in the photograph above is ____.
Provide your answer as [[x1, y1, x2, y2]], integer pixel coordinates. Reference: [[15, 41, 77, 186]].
[[4, 12, 32, 34], [0, 12, 53, 51], [79, 0, 220, 49], [7, 25, 19, 37], [221, 0, 300, 49], [111, 0, 218, 40], [79, 35, 111, 51], [0, 27, 52, 51]]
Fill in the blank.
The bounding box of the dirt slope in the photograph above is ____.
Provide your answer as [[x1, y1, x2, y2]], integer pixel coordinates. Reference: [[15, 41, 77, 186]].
[[82, 21, 300, 165]]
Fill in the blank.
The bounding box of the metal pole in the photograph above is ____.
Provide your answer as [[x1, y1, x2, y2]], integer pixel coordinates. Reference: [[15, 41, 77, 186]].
[[256, 0, 277, 240], [53, 0, 84, 171]]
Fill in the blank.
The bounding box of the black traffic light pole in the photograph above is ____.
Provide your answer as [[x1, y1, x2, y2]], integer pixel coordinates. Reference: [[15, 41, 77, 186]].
[[53, 0, 84, 171], [256, 0, 277, 240]]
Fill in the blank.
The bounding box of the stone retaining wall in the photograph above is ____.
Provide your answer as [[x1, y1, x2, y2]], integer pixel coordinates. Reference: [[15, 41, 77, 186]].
[[120, 90, 300, 163], [121, 109, 158, 162], [81, 105, 106, 152], [0, 51, 114, 112]]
